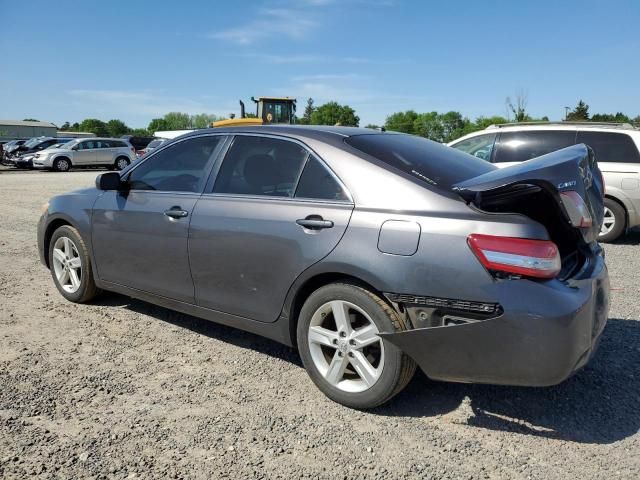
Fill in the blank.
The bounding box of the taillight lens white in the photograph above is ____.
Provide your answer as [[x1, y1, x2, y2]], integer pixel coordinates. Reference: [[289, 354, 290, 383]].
[[560, 191, 593, 227], [468, 234, 561, 279]]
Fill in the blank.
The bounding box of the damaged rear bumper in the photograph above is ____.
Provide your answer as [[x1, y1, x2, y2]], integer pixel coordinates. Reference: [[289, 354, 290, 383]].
[[381, 254, 609, 386]]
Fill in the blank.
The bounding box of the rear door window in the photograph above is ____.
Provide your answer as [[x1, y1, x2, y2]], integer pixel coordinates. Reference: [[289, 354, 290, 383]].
[[493, 130, 576, 163], [576, 131, 640, 163], [212, 136, 308, 197], [450, 133, 496, 162], [294, 156, 349, 201]]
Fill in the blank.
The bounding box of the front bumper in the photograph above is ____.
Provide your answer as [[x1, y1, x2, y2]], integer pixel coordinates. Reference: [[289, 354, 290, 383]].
[[15, 158, 33, 168], [37, 211, 48, 267], [381, 253, 609, 386]]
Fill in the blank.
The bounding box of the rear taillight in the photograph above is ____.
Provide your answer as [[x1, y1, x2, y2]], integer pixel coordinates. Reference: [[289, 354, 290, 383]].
[[560, 190, 593, 227], [468, 234, 561, 279]]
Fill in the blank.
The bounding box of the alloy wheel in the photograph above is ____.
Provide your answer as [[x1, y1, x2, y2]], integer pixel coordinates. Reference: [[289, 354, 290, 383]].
[[600, 206, 615, 236], [116, 158, 129, 170], [52, 236, 82, 293], [57, 159, 70, 172], [307, 300, 384, 393]]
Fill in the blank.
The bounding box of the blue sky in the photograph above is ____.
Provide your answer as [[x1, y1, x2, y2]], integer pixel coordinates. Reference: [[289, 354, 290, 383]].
[[1, 0, 639, 128]]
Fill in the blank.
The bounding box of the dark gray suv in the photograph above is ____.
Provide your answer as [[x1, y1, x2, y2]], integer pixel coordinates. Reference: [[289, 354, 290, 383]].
[[37, 126, 609, 408]]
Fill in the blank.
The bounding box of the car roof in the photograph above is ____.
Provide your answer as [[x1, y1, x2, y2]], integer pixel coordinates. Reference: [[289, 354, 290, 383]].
[[449, 122, 640, 145], [180, 125, 387, 148]]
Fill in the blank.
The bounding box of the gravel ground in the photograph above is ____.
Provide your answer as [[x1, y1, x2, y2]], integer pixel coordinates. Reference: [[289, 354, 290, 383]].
[[1, 170, 639, 480]]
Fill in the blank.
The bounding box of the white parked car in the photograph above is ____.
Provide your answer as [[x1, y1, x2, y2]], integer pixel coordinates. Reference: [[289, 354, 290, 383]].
[[449, 122, 640, 242], [33, 138, 136, 172]]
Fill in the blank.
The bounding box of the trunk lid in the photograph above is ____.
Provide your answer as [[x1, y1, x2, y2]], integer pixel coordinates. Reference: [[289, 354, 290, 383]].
[[453, 144, 604, 245]]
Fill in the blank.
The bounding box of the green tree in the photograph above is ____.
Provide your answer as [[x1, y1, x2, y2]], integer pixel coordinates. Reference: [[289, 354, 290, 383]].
[[190, 113, 221, 129], [71, 122, 80, 131], [472, 115, 509, 130], [384, 110, 418, 134], [566, 100, 589, 121], [413, 112, 443, 140], [148, 118, 169, 133], [106, 119, 130, 137], [591, 112, 630, 123], [310, 102, 359, 126], [163, 112, 192, 130], [22, 118, 39, 122], [78, 118, 108, 136], [60, 121, 71, 131], [298, 98, 315, 125], [364, 124, 380, 129], [130, 128, 150, 136]]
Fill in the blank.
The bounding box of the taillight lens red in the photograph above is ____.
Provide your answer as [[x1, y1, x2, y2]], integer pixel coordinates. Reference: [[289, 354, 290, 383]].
[[468, 234, 561, 279], [560, 190, 593, 227]]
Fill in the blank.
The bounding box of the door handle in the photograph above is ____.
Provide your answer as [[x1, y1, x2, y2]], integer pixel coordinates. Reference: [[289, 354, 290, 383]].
[[296, 215, 334, 230], [164, 207, 189, 219]]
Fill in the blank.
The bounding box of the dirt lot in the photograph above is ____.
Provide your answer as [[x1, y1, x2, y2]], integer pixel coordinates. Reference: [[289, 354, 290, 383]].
[[0, 169, 638, 479]]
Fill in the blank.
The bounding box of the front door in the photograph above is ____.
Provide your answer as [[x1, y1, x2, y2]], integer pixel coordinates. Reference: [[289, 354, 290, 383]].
[[189, 135, 354, 322], [91, 134, 226, 302]]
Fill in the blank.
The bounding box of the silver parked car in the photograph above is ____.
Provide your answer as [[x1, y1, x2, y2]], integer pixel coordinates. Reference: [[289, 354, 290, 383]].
[[32, 138, 136, 172], [449, 122, 640, 242], [38, 126, 609, 408], [139, 137, 168, 156]]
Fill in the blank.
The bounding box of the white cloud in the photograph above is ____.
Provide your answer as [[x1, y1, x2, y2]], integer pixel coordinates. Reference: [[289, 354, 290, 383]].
[[208, 7, 317, 45]]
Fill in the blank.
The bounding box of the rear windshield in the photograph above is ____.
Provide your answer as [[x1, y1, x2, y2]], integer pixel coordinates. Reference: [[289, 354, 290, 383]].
[[345, 134, 495, 189]]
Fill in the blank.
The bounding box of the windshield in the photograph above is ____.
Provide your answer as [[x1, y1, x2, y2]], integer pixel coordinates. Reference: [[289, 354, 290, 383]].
[[24, 138, 46, 148], [147, 139, 164, 148], [345, 133, 495, 190], [59, 140, 77, 149], [44, 143, 64, 150]]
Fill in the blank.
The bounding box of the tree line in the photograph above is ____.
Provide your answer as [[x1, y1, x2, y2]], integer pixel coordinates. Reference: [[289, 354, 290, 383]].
[[54, 97, 640, 143]]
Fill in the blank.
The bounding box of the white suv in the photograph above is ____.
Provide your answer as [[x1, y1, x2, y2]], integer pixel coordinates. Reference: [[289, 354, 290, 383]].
[[449, 122, 640, 242], [33, 138, 136, 172]]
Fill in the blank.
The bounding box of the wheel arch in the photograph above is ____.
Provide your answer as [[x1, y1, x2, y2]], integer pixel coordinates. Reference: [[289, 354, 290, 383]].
[[285, 271, 388, 348], [604, 194, 629, 229], [42, 218, 74, 268]]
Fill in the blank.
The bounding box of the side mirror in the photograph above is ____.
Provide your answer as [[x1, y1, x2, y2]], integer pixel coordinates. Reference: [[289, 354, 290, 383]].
[[96, 172, 125, 191], [71, 146, 79, 151]]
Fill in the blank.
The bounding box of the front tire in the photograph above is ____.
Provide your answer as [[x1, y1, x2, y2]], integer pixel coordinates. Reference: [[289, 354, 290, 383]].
[[297, 283, 416, 409], [599, 198, 626, 243], [48, 225, 99, 303], [52, 157, 71, 172]]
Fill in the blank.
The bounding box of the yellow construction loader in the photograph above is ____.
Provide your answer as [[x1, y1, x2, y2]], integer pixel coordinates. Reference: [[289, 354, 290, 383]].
[[212, 97, 297, 127]]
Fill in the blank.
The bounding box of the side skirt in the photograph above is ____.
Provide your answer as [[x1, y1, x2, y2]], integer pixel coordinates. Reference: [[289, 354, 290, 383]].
[[95, 279, 294, 347]]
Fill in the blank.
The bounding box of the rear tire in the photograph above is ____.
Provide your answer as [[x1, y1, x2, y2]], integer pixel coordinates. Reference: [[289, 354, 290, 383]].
[[114, 156, 130, 171], [297, 283, 416, 409], [52, 157, 71, 172], [599, 198, 626, 243]]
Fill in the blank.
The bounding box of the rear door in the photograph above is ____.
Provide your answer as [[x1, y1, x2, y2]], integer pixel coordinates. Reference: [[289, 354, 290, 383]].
[[493, 130, 577, 168], [96, 140, 115, 165], [189, 134, 354, 322], [73, 140, 97, 165]]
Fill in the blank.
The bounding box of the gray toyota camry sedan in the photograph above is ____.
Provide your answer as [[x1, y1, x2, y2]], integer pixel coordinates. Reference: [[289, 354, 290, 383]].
[[38, 125, 610, 408]]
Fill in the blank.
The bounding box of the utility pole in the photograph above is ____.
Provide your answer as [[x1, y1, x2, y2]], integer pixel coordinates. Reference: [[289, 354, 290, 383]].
[[564, 106, 570, 121]]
